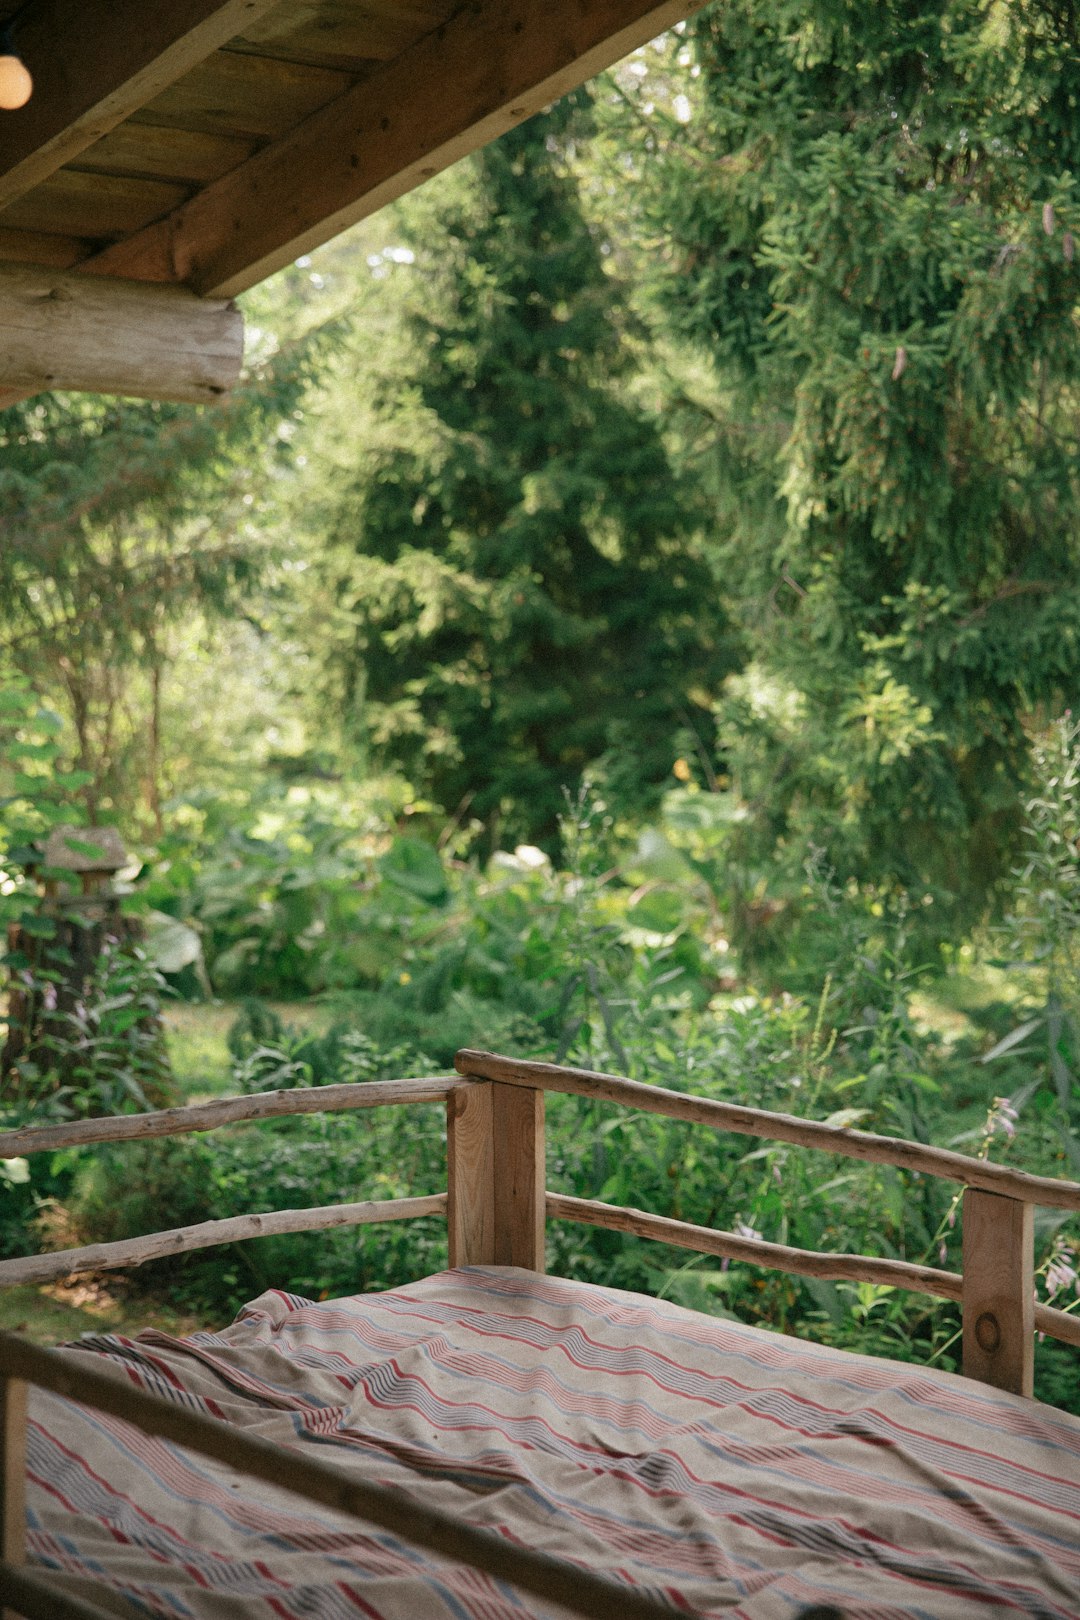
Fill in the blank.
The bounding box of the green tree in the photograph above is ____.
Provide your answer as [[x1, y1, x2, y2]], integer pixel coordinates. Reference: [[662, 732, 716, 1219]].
[[612, 2, 1080, 934], [309, 97, 740, 848], [0, 340, 327, 831]]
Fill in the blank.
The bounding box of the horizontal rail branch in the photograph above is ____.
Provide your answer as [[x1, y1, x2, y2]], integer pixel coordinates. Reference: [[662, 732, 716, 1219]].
[[0, 1195, 448, 1287], [548, 1195, 1080, 1351], [459, 1053, 1080, 1212], [0, 1076, 458, 1159], [547, 1193, 964, 1302], [0, 1565, 119, 1620], [1035, 1302, 1080, 1348], [0, 1334, 685, 1620]]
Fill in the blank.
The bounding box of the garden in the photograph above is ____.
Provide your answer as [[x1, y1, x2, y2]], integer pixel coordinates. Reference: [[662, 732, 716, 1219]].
[[2, 1, 1079, 1414]]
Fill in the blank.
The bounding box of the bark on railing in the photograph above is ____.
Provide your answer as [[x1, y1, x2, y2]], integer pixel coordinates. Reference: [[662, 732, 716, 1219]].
[[0, 1076, 458, 1159], [459, 1051, 1080, 1211], [0, 1333, 686, 1620], [0, 1195, 448, 1287], [546, 1194, 1080, 1352], [547, 1193, 965, 1300]]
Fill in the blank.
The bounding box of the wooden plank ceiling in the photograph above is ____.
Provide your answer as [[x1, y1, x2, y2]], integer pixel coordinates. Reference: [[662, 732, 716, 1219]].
[[0, 0, 703, 300]]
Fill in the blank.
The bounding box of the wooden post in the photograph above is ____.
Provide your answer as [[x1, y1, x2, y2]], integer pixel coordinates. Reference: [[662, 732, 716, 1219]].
[[0, 1374, 27, 1620], [962, 1188, 1034, 1396], [492, 1082, 545, 1272], [446, 1081, 545, 1271], [447, 1083, 495, 1267]]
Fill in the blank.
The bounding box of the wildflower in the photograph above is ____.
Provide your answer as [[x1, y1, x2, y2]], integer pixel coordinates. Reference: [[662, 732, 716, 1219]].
[[1043, 1237, 1079, 1302], [735, 1221, 764, 1243], [939, 1243, 948, 1266], [42, 982, 57, 1012], [986, 1095, 1019, 1143]]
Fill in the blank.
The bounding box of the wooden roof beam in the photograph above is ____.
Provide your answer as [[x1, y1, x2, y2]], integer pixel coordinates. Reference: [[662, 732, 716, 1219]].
[[0, 263, 243, 404], [0, 0, 285, 211], [84, 0, 706, 298]]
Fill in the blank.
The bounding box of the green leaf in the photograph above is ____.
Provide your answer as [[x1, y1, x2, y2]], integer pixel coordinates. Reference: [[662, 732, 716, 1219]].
[[143, 911, 203, 975], [379, 838, 448, 904], [981, 1018, 1043, 1063], [18, 915, 56, 939]]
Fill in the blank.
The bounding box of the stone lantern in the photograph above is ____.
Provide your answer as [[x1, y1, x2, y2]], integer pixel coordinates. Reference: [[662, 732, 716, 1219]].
[[1, 825, 160, 1096], [41, 826, 129, 903]]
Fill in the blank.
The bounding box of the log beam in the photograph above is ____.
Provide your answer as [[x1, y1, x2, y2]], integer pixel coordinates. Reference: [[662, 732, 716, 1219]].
[[0, 0, 284, 211], [0, 263, 242, 403], [83, 0, 710, 297]]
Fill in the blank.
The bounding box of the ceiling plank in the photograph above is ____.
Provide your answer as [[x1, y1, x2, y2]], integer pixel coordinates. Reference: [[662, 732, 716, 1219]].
[[83, 0, 707, 298], [134, 51, 353, 143], [0, 262, 243, 404], [0, 0, 285, 211], [0, 226, 89, 269], [233, 1, 459, 70], [1, 171, 188, 239], [72, 125, 257, 188]]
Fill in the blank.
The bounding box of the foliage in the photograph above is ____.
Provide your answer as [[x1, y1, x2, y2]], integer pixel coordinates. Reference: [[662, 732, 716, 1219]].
[[981, 715, 1080, 1177], [53, 787, 1078, 1409], [0, 674, 91, 923], [603, 3, 1080, 933], [5, 935, 172, 1123], [0, 336, 330, 831], [298, 95, 739, 849]]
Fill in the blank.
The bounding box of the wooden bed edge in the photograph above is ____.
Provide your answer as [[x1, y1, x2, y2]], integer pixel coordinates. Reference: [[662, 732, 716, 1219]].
[[457, 1051, 1080, 1211], [0, 1194, 449, 1287], [0, 1334, 687, 1620], [0, 1564, 118, 1620], [0, 1075, 460, 1159]]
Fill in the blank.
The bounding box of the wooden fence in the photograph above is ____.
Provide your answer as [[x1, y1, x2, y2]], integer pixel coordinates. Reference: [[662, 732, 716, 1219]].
[[0, 1047, 1078, 1618]]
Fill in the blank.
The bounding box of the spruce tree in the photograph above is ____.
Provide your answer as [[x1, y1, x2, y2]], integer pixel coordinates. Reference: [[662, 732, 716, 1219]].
[[616, 2, 1080, 929], [315, 97, 739, 847]]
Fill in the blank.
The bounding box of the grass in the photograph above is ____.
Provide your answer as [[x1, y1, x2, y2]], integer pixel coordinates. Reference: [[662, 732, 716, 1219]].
[[0, 1278, 208, 1346], [162, 997, 333, 1099], [0, 998, 332, 1346]]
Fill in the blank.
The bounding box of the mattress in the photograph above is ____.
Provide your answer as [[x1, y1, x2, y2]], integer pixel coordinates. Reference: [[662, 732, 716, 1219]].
[[25, 1265, 1080, 1619]]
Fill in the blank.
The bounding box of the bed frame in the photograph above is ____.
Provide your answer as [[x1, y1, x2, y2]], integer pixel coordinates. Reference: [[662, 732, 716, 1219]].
[[0, 1046, 1077, 1620]]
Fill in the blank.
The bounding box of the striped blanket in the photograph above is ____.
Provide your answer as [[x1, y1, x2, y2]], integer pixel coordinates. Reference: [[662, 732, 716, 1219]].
[[26, 1266, 1080, 1618]]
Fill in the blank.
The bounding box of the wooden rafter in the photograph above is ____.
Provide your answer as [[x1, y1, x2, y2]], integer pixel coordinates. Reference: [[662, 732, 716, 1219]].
[[83, 0, 708, 297], [0, 0, 285, 212]]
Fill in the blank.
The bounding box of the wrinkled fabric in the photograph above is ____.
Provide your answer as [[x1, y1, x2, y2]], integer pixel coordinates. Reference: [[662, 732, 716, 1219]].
[[27, 1266, 1080, 1618]]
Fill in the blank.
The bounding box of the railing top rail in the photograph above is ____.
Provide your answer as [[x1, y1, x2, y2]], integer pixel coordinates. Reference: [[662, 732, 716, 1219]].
[[456, 1051, 1080, 1213], [5, 1049, 1078, 1213], [0, 1075, 457, 1159]]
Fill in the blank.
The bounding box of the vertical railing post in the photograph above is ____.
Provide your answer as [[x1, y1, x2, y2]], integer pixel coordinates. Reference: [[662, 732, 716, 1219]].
[[492, 1081, 545, 1272], [447, 1081, 495, 1267], [0, 1372, 27, 1620], [447, 1079, 545, 1272], [962, 1187, 1034, 1396]]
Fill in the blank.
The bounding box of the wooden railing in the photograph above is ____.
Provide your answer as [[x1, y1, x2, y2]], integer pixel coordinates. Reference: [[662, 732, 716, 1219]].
[[0, 1047, 1078, 1619]]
